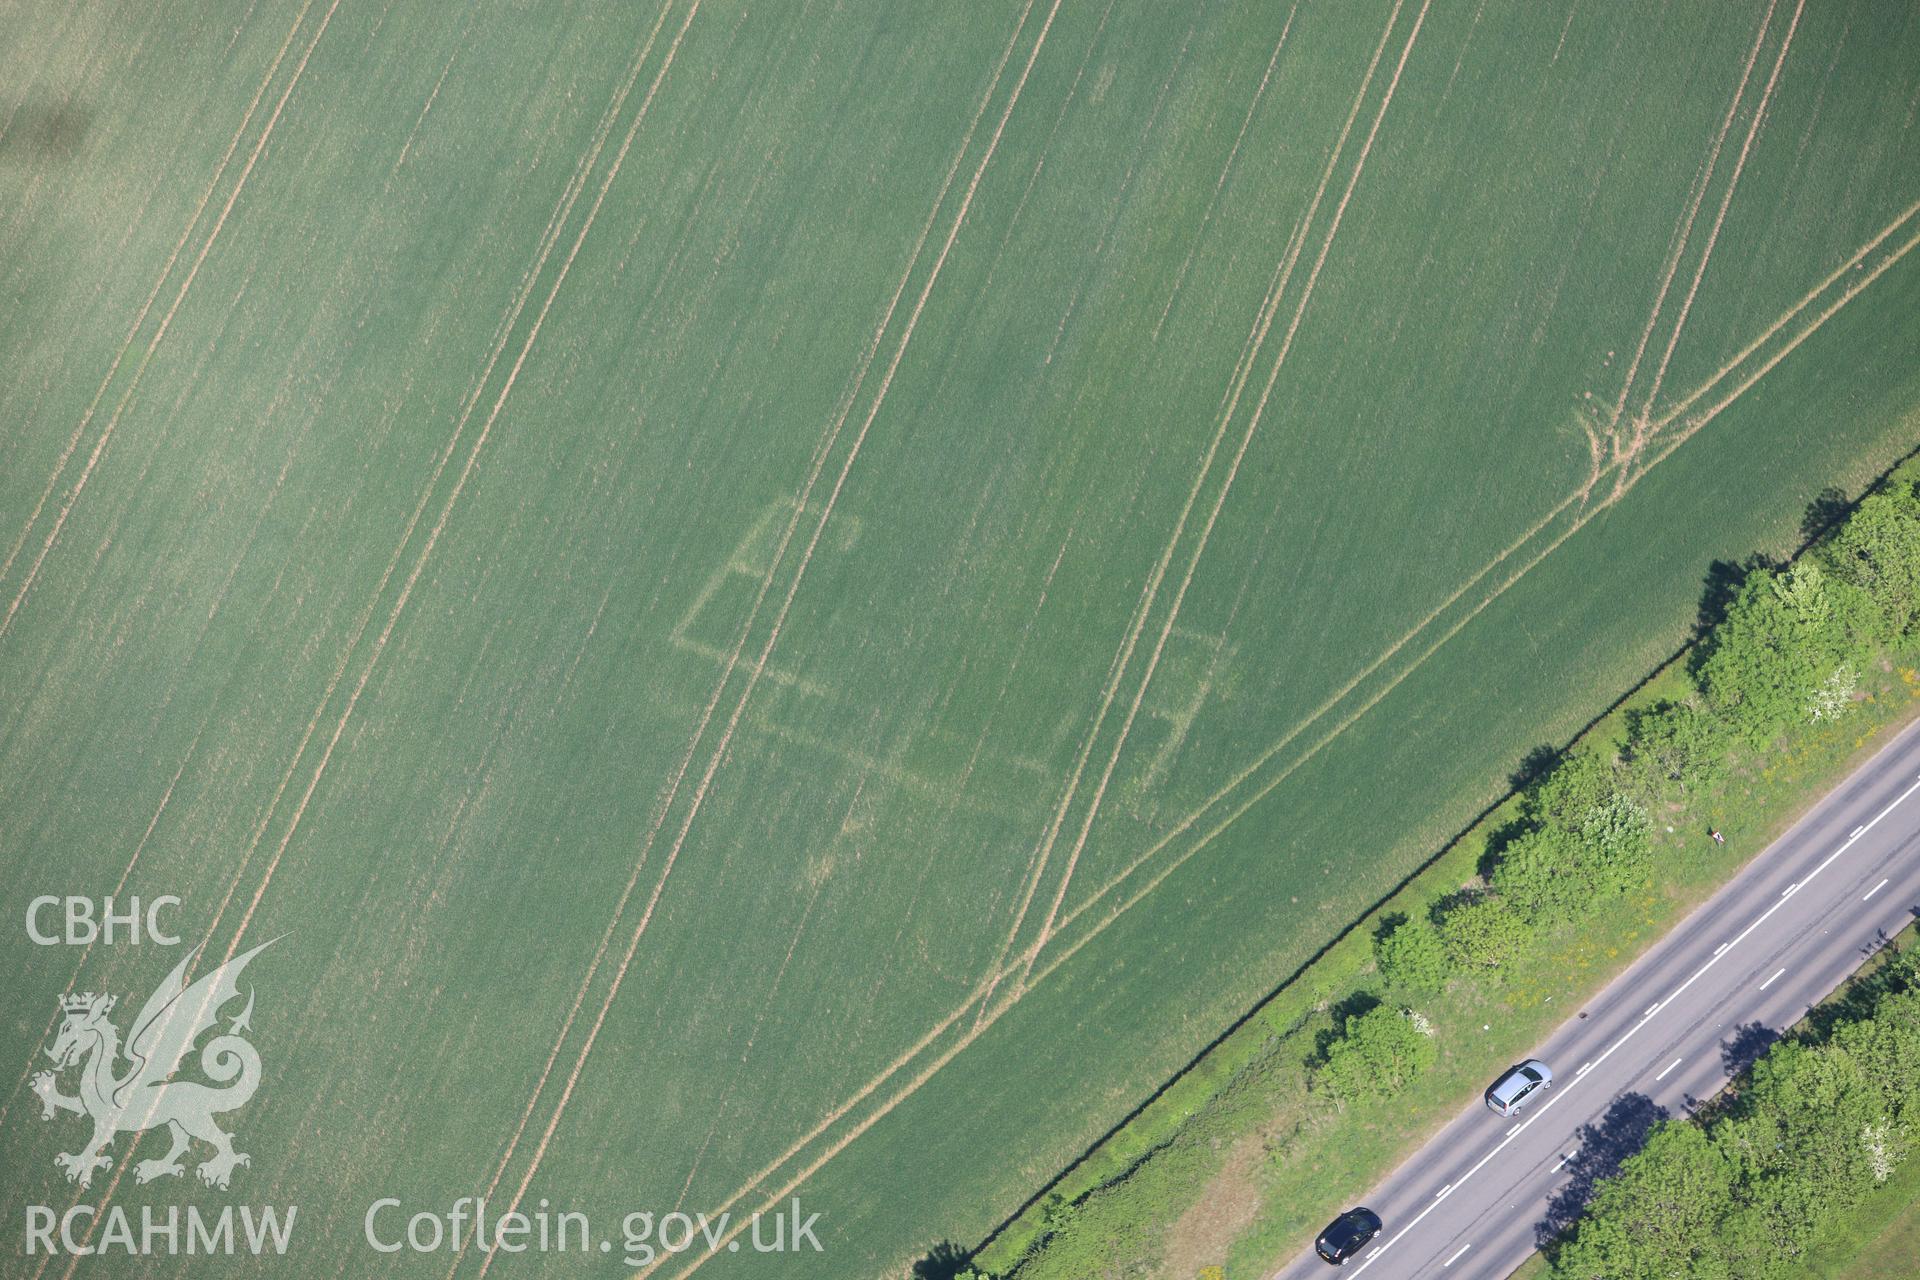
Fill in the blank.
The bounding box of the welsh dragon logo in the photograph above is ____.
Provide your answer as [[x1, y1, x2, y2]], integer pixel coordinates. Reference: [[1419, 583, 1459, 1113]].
[[31, 939, 274, 1190]]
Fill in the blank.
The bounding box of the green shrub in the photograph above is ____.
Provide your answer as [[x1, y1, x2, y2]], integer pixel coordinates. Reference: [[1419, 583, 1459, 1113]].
[[1697, 562, 1855, 746], [1821, 484, 1920, 641], [1488, 827, 1586, 924], [1435, 892, 1530, 968], [1523, 746, 1616, 832], [987, 466, 1920, 1280], [1620, 697, 1729, 802], [1374, 915, 1454, 994], [1315, 1005, 1436, 1105], [1577, 792, 1653, 894]]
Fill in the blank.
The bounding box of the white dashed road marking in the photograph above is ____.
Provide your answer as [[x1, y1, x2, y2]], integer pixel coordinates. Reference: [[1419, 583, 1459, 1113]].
[[1759, 967, 1786, 991], [1864, 878, 1889, 901], [1443, 1243, 1472, 1267], [1655, 1057, 1682, 1081]]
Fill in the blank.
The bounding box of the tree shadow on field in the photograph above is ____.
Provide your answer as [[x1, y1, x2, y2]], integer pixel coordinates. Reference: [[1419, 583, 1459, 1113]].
[[1695, 558, 1764, 637], [1719, 1020, 1779, 1080], [1509, 744, 1563, 794], [909, 1241, 971, 1280], [1801, 485, 1852, 544], [1686, 555, 1781, 682], [0, 100, 92, 165], [1535, 1092, 1669, 1250]]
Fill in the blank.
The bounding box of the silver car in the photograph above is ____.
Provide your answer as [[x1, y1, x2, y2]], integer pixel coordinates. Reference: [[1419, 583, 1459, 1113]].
[[1485, 1059, 1553, 1116]]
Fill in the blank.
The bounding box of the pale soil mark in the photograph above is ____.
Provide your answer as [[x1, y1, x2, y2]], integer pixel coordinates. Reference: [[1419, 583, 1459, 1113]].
[[978, 0, 1407, 1027], [1020, 0, 1432, 988], [960, 1, 1212, 1014], [668, 0, 1416, 1231], [469, 1, 1069, 1267], [459, 0, 1040, 1238], [621, 197, 1920, 1261], [659, 103, 1920, 1272], [673, 2, 1406, 1216], [1032, 199, 1920, 981], [1029, 474, 1654, 996]]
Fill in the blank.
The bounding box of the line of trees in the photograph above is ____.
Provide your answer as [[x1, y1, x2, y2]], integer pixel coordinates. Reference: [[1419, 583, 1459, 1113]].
[[1548, 946, 1920, 1279], [1336, 477, 1920, 1105]]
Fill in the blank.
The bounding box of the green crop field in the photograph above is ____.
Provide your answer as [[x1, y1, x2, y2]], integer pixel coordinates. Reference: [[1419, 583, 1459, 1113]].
[[2, 1, 1917, 1277]]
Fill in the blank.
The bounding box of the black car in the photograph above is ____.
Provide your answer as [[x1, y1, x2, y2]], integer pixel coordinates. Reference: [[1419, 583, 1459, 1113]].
[[1315, 1207, 1382, 1265]]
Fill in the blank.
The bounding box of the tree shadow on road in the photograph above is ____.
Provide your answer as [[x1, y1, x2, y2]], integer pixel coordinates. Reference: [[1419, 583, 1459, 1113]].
[[1798, 929, 1917, 1045], [1535, 1092, 1669, 1250], [1718, 1020, 1778, 1080]]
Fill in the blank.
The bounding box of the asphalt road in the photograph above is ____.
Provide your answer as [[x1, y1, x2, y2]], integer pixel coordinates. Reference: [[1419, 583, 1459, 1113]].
[[1272, 714, 1920, 1280]]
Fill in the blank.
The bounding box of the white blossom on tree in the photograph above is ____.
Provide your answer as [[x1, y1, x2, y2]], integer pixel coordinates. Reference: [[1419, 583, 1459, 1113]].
[[1862, 1118, 1903, 1184], [1807, 661, 1859, 723]]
